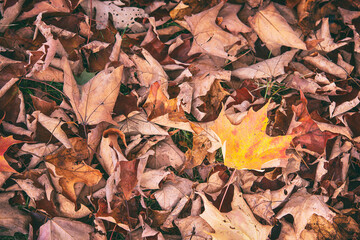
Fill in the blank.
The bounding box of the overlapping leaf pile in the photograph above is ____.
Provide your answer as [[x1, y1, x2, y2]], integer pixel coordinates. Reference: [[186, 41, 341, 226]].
[[0, 0, 360, 239]]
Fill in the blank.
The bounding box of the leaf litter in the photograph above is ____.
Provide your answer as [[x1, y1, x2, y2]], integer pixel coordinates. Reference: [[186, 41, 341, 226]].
[[0, 0, 360, 239]]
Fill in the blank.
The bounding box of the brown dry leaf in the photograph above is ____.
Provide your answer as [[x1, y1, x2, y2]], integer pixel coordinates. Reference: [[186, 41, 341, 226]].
[[63, 57, 123, 125], [32, 111, 72, 148], [232, 50, 298, 79], [45, 137, 102, 202], [304, 214, 359, 240], [199, 185, 272, 240], [117, 159, 139, 200], [116, 112, 168, 136], [38, 217, 94, 240], [131, 48, 169, 89], [30, 95, 56, 116], [98, 128, 127, 175], [197, 79, 230, 121], [248, 2, 306, 55], [140, 168, 170, 190], [0, 192, 31, 236], [183, 134, 211, 170], [307, 18, 350, 52], [290, 92, 337, 155], [18, 0, 70, 20], [175, 216, 214, 240], [218, 3, 252, 35], [154, 175, 193, 211], [184, 1, 240, 59], [0, 0, 25, 33], [148, 136, 185, 171], [303, 53, 348, 79], [276, 188, 336, 239], [143, 81, 177, 120]]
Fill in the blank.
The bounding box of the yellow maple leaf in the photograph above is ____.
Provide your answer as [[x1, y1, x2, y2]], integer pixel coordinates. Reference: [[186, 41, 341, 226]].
[[211, 102, 294, 170]]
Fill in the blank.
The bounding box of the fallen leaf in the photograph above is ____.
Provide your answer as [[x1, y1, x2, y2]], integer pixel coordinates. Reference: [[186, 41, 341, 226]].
[[116, 112, 168, 136], [80, 0, 148, 32], [184, 1, 240, 59], [143, 81, 177, 120], [63, 57, 124, 125], [232, 50, 298, 79], [199, 185, 272, 240], [183, 133, 211, 170], [147, 136, 185, 170], [211, 102, 294, 170], [307, 18, 350, 52], [276, 188, 336, 239], [154, 175, 193, 211], [0, 192, 31, 236], [175, 216, 214, 239], [38, 217, 94, 240], [303, 53, 348, 79], [0, 135, 22, 173], [117, 159, 139, 200], [45, 137, 102, 202], [131, 48, 169, 88], [290, 92, 337, 155], [248, 2, 306, 55], [218, 3, 252, 35]]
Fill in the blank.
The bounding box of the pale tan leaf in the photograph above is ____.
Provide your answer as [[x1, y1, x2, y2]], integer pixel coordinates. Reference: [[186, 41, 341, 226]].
[[175, 216, 214, 240], [38, 217, 94, 240], [154, 175, 193, 211], [184, 1, 240, 59], [276, 188, 336, 238], [307, 18, 350, 52], [63, 58, 123, 125], [199, 185, 272, 240], [232, 50, 297, 79], [304, 53, 348, 79], [248, 3, 306, 55], [218, 3, 252, 35]]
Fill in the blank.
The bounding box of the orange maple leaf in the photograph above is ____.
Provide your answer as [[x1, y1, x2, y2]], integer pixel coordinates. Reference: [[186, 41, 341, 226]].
[[0, 136, 22, 173], [211, 102, 294, 170]]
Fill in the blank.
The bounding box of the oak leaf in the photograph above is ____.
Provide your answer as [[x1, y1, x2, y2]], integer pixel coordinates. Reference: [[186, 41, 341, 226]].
[[211, 102, 294, 170], [45, 138, 102, 202]]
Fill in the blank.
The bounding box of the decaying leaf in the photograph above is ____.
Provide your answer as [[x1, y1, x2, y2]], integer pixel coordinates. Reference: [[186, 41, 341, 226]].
[[211, 102, 294, 170], [80, 0, 147, 32]]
